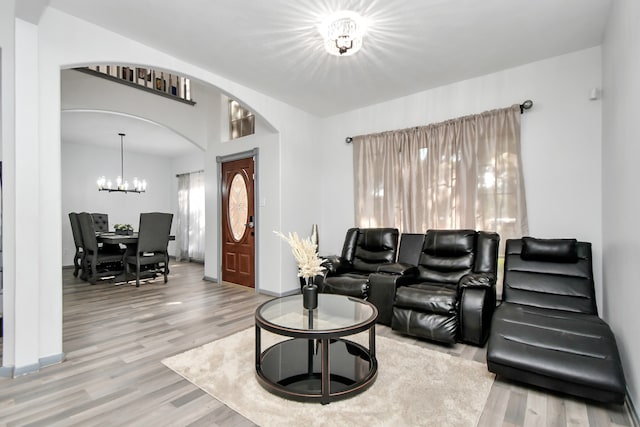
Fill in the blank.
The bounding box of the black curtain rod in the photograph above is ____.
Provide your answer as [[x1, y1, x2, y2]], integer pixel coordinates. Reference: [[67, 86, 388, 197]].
[[345, 100, 534, 143], [175, 169, 204, 177]]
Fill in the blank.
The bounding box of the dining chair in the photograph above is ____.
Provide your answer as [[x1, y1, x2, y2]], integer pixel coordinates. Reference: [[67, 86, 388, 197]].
[[78, 212, 125, 284], [91, 212, 122, 252], [68, 212, 84, 278], [91, 213, 109, 232], [125, 212, 173, 287]]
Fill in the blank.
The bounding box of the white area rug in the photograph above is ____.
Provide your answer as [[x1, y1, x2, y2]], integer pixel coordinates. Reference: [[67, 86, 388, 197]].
[[162, 328, 494, 427]]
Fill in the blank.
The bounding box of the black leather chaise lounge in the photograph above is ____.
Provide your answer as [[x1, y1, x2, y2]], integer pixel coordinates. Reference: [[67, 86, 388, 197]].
[[486, 237, 626, 404]]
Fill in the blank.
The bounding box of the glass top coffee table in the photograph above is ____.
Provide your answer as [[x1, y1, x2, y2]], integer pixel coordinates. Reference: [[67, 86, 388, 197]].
[[255, 293, 378, 404]]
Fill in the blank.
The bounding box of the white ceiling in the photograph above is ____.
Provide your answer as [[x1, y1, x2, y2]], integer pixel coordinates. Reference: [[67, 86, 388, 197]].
[[47, 0, 612, 117]]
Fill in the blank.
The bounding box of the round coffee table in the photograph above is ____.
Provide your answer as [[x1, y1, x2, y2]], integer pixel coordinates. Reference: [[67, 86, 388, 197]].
[[255, 293, 378, 404]]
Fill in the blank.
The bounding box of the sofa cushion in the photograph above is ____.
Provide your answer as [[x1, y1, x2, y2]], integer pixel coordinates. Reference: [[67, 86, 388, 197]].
[[394, 284, 457, 315], [521, 237, 578, 263], [322, 274, 369, 298], [417, 230, 477, 284], [392, 307, 457, 344], [352, 228, 399, 272]]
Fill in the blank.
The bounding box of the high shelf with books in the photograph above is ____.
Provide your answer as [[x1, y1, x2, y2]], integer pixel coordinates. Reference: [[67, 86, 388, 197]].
[[77, 65, 196, 106]]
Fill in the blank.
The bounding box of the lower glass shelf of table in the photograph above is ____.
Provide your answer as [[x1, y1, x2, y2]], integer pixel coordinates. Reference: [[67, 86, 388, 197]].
[[254, 294, 378, 404]]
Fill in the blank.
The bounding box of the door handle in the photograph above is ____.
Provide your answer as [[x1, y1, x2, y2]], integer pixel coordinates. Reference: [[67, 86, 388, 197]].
[[246, 215, 255, 229]]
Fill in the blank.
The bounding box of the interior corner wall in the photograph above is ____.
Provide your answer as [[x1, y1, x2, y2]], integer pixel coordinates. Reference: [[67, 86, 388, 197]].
[[318, 47, 604, 307], [0, 0, 16, 368], [602, 0, 640, 410], [13, 17, 47, 369]]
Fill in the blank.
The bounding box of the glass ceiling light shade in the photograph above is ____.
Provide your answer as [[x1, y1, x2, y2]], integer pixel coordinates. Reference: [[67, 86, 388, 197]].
[[97, 133, 146, 193], [319, 11, 366, 56]]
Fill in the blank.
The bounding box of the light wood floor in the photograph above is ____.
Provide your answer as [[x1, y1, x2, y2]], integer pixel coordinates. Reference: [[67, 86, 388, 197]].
[[0, 261, 635, 426]]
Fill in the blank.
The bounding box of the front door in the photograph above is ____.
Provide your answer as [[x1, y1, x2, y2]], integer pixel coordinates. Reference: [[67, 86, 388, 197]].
[[221, 157, 255, 287]]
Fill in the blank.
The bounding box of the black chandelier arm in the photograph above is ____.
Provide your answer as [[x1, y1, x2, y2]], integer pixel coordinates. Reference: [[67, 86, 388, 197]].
[[98, 188, 145, 194]]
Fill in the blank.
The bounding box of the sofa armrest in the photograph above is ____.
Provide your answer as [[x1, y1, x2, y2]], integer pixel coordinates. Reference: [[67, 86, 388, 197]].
[[368, 271, 416, 326], [376, 262, 418, 276], [322, 255, 352, 275], [459, 273, 496, 290], [458, 274, 497, 346]]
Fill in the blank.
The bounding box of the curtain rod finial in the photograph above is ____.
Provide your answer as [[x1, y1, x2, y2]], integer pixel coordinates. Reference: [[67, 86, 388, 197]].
[[345, 137, 353, 144], [520, 100, 533, 113]]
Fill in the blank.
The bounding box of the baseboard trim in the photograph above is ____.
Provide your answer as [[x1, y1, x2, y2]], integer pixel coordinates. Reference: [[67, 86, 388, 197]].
[[203, 276, 218, 283], [258, 288, 300, 297], [0, 366, 14, 378], [12, 362, 40, 377], [0, 352, 65, 378], [40, 353, 65, 369]]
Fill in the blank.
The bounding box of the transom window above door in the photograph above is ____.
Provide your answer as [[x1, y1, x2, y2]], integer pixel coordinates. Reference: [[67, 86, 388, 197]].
[[228, 99, 255, 140]]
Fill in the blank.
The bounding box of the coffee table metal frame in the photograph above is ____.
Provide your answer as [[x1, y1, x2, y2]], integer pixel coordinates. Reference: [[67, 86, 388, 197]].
[[255, 294, 378, 404]]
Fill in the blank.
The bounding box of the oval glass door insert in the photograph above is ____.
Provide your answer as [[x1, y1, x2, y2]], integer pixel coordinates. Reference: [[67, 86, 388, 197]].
[[229, 173, 248, 241]]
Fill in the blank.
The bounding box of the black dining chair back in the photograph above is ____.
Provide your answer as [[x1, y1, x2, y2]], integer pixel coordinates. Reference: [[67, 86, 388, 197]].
[[125, 212, 173, 287], [91, 213, 110, 232], [138, 213, 173, 253], [78, 212, 99, 253], [68, 212, 84, 277]]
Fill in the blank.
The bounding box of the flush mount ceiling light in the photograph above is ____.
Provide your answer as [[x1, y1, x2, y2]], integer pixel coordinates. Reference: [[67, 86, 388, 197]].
[[319, 11, 366, 56]]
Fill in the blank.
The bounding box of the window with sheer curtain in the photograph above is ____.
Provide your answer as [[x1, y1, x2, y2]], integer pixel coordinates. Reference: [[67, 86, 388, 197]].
[[176, 171, 205, 262], [353, 104, 528, 246]]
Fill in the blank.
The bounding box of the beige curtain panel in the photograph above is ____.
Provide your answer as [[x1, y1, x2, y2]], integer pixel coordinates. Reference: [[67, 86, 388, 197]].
[[353, 104, 528, 242]]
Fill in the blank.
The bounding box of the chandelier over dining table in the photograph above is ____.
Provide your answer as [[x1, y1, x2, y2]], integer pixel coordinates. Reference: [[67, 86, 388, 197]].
[[97, 132, 147, 193]]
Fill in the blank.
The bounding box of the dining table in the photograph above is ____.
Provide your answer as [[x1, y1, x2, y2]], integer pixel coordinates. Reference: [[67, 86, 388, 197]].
[[96, 231, 175, 246], [95, 232, 176, 279]]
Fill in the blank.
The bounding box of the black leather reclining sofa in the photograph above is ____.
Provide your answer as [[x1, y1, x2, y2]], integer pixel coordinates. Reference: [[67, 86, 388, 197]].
[[486, 237, 626, 404], [318, 228, 499, 346]]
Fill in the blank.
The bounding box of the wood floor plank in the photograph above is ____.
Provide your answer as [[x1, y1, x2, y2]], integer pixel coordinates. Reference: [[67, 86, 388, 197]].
[[0, 261, 635, 426], [546, 394, 568, 427]]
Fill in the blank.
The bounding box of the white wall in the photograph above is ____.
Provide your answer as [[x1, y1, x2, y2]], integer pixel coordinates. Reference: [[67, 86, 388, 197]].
[[602, 0, 640, 409], [3, 6, 321, 373], [0, 0, 15, 366], [318, 47, 604, 307], [61, 70, 211, 150], [12, 18, 50, 370], [61, 141, 177, 264]]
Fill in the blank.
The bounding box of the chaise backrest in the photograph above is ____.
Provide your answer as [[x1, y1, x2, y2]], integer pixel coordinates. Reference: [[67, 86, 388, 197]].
[[502, 237, 597, 315], [416, 229, 499, 284], [340, 228, 399, 273]]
